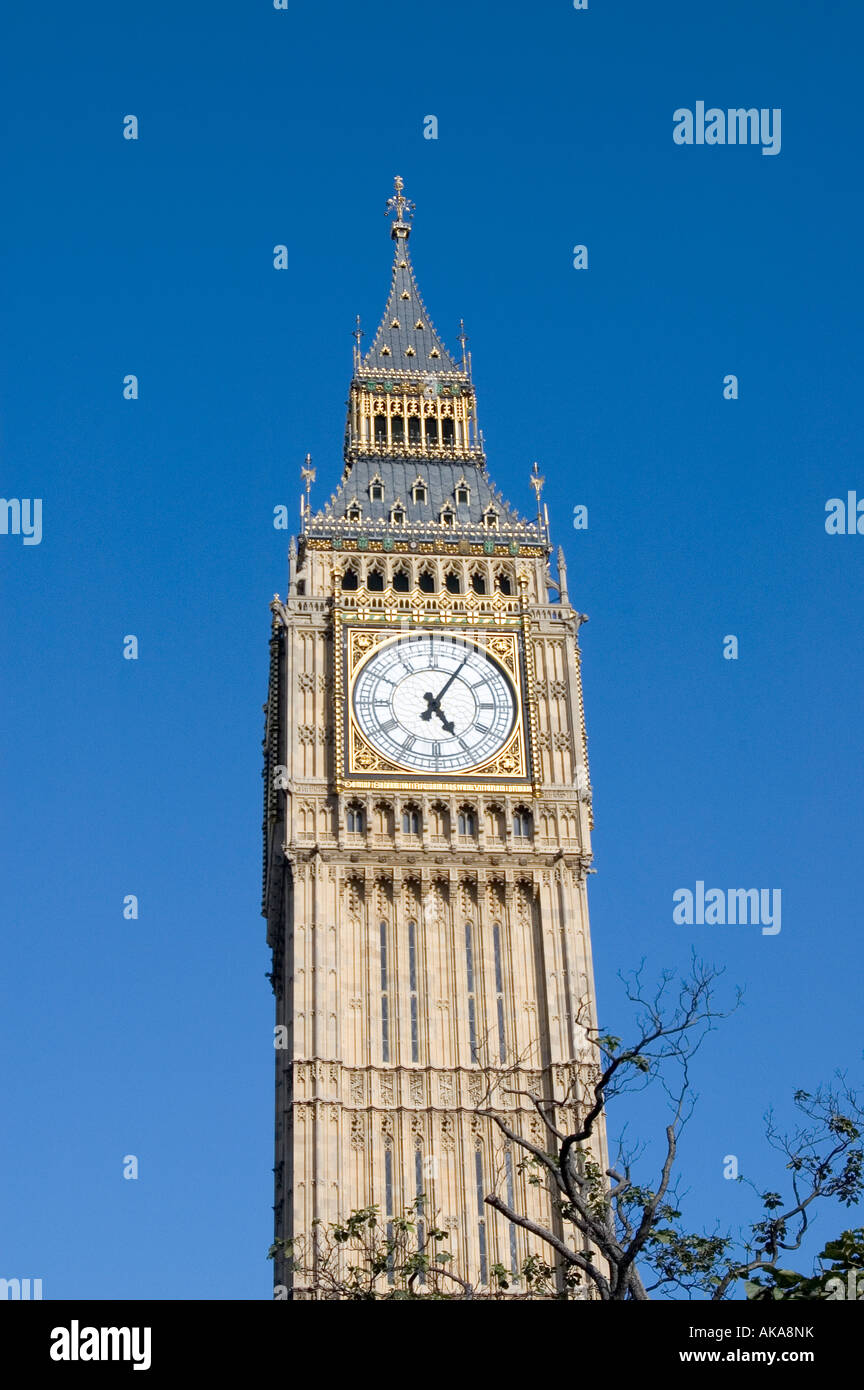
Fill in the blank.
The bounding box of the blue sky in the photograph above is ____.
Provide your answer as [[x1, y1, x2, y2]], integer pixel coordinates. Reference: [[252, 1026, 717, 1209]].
[[1, 0, 861, 1298]]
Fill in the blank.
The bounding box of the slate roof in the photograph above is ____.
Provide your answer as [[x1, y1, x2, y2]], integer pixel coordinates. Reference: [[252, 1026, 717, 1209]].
[[309, 455, 535, 539], [360, 239, 460, 375]]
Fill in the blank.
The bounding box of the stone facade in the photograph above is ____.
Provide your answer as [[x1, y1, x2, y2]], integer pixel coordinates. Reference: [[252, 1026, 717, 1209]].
[[262, 182, 606, 1294]]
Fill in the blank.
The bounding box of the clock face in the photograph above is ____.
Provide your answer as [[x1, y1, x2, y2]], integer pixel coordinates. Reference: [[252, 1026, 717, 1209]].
[[352, 633, 517, 774]]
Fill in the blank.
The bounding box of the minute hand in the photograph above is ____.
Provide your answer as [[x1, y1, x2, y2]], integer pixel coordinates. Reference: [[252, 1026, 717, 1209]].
[[433, 653, 470, 703]]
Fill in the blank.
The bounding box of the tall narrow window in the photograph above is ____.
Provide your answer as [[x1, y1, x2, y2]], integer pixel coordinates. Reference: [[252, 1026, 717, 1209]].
[[415, 1148, 426, 1283], [504, 1149, 519, 1275], [385, 1147, 395, 1285], [493, 923, 506, 1064], [408, 919, 419, 1063], [475, 1150, 488, 1285], [465, 921, 478, 1063], [380, 920, 390, 1063]]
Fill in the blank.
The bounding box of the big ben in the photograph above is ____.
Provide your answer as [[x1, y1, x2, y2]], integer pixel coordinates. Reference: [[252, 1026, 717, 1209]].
[[263, 178, 606, 1294]]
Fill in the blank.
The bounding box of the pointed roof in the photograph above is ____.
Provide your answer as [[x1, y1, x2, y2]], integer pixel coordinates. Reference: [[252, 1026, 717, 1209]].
[[359, 177, 460, 375]]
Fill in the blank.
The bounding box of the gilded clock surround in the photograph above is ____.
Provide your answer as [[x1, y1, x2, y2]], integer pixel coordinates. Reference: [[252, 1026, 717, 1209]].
[[342, 623, 530, 788]]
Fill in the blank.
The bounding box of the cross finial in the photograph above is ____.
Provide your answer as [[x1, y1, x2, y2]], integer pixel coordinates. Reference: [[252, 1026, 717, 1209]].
[[385, 175, 415, 232], [353, 315, 364, 348], [530, 460, 545, 501]]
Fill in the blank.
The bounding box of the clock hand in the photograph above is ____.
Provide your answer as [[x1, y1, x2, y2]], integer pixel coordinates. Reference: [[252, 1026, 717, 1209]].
[[433, 654, 470, 704], [420, 691, 455, 735], [431, 705, 455, 736]]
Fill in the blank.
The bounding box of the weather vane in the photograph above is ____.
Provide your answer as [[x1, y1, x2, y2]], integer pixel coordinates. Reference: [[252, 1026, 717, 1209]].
[[385, 175, 415, 225], [530, 460, 545, 502], [301, 453, 316, 513]]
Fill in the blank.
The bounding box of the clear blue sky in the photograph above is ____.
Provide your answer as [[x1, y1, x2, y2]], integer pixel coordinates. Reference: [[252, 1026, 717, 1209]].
[[1, 0, 861, 1298]]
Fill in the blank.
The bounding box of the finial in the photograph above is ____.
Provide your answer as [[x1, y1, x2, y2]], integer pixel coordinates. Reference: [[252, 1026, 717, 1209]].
[[352, 315, 364, 369], [530, 462, 546, 537], [386, 175, 415, 239], [301, 453, 316, 494], [458, 319, 468, 371], [300, 453, 315, 529], [530, 461, 545, 501], [557, 544, 569, 604]]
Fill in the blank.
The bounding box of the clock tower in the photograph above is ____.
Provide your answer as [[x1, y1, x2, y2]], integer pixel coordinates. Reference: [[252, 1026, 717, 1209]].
[[263, 179, 606, 1294]]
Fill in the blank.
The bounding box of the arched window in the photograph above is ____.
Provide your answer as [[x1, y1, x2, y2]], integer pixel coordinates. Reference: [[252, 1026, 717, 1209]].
[[475, 1149, 488, 1285], [408, 415, 421, 444], [471, 571, 486, 595], [493, 923, 506, 1064], [465, 921, 478, 1063], [497, 571, 513, 596], [390, 415, 404, 445], [458, 807, 476, 836], [445, 571, 461, 594], [346, 802, 364, 834], [380, 921, 390, 1062], [366, 567, 384, 592], [402, 805, 421, 836], [374, 801, 394, 836], [374, 414, 387, 443], [425, 418, 439, 445], [513, 806, 532, 839], [341, 567, 359, 591], [441, 417, 454, 445], [418, 569, 435, 594], [392, 566, 410, 591], [408, 919, 419, 1064], [504, 1148, 518, 1275]]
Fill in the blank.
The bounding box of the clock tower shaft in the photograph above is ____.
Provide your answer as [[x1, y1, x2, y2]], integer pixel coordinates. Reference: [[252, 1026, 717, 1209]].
[[263, 182, 607, 1295]]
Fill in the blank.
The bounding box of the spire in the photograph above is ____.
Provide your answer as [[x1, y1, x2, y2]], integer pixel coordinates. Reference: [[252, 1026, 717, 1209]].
[[359, 177, 459, 375]]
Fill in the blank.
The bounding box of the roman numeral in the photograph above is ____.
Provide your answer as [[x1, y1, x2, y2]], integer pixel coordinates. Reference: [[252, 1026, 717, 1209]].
[[380, 719, 397, 733]]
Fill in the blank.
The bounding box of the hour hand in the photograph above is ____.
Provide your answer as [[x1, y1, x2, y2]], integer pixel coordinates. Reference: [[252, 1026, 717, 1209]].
[[421, 691, 454, 736]]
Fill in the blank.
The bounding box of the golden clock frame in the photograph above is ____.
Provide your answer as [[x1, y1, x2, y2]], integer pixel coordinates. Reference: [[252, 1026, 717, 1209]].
[[334, 609, 540, 795]]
